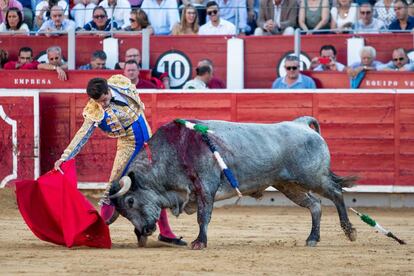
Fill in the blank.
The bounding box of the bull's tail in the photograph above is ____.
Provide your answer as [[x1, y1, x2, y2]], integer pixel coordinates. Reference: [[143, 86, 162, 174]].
[[330, 171, 358, 189], [293, 116, 321, 134]]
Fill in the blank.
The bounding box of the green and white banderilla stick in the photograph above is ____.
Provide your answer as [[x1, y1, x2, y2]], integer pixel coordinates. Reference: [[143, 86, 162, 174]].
[[349, 208, 406, 245]]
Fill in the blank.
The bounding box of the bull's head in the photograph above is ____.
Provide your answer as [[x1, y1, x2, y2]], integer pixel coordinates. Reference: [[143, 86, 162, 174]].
[[109, 172, 162, 246]]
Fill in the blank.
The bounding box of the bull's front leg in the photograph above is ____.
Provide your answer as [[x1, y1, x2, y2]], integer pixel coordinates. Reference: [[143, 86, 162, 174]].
[[191, 196, 214, 250]]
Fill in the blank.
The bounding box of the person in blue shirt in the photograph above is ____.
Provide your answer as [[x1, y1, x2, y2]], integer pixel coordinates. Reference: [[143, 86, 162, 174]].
[[389, 0, 414, 31], [272, 55, 316, 89]]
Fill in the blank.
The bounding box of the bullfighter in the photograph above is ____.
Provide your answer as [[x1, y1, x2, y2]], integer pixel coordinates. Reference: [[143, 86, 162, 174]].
[[54, 74, 187, 246]]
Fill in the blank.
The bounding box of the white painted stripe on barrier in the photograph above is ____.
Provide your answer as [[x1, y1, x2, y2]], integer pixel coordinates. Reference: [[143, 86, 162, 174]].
[[15, 89, 414, 94], [32, 90, 40, 179], [0, 106, 17, 188]]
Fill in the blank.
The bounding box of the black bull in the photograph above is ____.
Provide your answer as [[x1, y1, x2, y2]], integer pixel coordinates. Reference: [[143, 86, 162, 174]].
[[109, 116, 357, 249]]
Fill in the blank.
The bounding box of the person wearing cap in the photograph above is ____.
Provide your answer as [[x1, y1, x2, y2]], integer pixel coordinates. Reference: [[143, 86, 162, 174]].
[[199, 1, 236, 35]]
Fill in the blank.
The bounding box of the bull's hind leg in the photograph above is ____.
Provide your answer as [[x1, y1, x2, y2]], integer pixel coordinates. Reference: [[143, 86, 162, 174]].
[[320, 183, 357, 242], [274, 183, 322, 247]]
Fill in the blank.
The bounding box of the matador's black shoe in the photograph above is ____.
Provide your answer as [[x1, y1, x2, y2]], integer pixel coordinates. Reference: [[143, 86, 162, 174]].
[[158, 235, 188, 247]]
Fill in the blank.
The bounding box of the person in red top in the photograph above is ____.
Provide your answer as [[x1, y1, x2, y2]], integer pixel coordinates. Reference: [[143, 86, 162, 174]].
[[4, 47, 40, 70], [123, 60, 157, 89]]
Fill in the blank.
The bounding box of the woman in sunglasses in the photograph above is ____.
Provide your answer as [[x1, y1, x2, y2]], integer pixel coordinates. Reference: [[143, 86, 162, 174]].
[[172, 4, 199, 35], [124, 8, 153, 34], [83, 6, 119, 32]]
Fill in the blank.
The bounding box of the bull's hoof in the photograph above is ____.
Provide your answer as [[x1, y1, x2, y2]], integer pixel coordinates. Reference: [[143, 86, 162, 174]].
[[306, 240, 318, 247], [347, 227, 357, 242], [191, 240, 207, 250], [137, 236, 148, 247]]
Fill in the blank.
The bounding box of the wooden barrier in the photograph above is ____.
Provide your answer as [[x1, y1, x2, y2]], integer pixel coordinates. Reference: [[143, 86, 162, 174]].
[[0, 33, 413, 88], [0, 91, 39, 187], [33, 91, 414, 189]]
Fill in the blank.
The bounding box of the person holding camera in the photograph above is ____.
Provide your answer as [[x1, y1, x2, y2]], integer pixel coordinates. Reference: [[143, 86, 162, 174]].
[[310, 45, 346, 72]]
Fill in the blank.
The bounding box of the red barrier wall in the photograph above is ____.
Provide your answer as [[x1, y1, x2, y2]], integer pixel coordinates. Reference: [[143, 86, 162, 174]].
[[1, 33, 413, 88], [34, 91, 414, 188], [0, 92, 38, 187], [2, 70, 414, 89]]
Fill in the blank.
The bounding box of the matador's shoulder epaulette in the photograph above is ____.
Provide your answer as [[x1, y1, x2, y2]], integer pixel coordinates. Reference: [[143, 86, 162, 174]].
[[83, 99, 104, 123], [107, 74, 136, 92]]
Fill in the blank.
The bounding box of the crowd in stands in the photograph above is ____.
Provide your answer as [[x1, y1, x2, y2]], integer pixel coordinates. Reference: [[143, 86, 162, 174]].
[[0, 0, 414, 35]]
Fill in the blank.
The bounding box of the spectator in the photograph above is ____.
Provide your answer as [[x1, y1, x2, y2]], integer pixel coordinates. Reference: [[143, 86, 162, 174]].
[[71, 0, 98, 30], [199, 1, 236, 35], [330, 0, 358, 33], [374, 0, 396, 26], [99, 0, 131, 29], [124, 60, 157, 88], [310, 45, 346, 71], [272, 55, 316, 89], [298, 0, 330, 34], [254, 0, 297, 35], [172, 4, 199, 35], [179, 0, 207, 26], [216, 0, 248, 34], [378, 47, 414, 71], [151, 69, 170, 88], [79, 50, 108, 70], [346, 46, 383, 78], [83, 6, 119, 32], [123, 8, 154, 34], [114, 47, 140, 69], [38, 5, 76, 36], [0, 0, 22, 25], [389, 0, 414, 31], [141, 0, 180, 35], [198, 58, 226, 88], [4, 47, 39, 69], [37, 46, 68, 81], [353, 2, 387, 33], [0, 48, 8, 68], [409, 1, 414, 17], [0, 7, 29, 32], [183, 65, 212, 89], [247, 0, 260, 35], [35, 0, 69, 29], [18, 0, 33, 30]]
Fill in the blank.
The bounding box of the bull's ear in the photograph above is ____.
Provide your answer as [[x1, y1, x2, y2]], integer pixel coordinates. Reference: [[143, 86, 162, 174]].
[[127, 171, 146, 191]]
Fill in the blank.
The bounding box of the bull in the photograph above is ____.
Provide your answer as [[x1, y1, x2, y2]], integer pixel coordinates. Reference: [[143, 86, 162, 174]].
[[109, 116, 357, 249]]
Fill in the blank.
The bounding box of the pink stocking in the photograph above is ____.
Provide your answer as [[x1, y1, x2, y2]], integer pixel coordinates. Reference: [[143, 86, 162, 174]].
[[157, 209, 176, 239]]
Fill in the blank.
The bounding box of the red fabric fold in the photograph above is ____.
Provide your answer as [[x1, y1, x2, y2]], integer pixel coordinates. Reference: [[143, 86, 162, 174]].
[[13, 159, 111, 248]]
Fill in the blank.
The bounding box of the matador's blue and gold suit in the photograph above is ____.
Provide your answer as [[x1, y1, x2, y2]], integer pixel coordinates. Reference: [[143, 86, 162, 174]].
[[59, 74, 151, 187]]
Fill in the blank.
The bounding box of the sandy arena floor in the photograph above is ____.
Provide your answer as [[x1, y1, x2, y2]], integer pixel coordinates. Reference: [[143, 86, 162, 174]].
[[0, 188, 413, 275]]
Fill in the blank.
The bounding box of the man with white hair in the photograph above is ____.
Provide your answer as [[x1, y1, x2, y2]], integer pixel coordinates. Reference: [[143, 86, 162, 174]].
[[346, 46, 383, 78]]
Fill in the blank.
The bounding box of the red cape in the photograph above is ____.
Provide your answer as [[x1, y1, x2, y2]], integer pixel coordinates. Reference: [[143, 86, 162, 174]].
[[13, 159, 111, 248]]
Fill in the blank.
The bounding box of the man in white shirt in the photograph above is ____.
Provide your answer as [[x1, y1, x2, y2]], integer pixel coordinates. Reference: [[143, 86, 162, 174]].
[[353, 2, 387, 34], [199, 1, 236, 35], [99, 0, 131, 29], [141, 0, 180, 35]]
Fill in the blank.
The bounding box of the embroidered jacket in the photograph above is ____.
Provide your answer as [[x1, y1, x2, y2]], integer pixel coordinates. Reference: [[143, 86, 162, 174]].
[[60, 74, 151, 161]]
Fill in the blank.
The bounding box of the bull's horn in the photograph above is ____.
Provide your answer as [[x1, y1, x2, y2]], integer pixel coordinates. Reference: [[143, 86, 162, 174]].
[[109, 176, 132, 199]]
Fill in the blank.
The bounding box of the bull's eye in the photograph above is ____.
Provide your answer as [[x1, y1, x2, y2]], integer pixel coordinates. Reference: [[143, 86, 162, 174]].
[[127, 197, 134, 208]]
